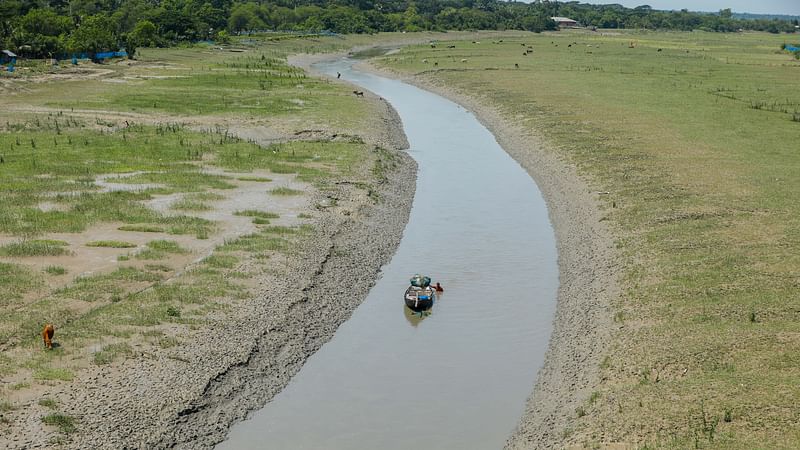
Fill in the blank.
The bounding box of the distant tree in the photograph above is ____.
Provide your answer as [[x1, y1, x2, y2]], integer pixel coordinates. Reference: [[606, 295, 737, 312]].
[[14, 8, 72, 57], [67, 14, 116, 55], [129, 19, 158, 47]]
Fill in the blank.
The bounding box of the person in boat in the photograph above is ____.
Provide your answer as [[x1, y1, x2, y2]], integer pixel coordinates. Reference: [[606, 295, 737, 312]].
[[433, 282, 443, 293]]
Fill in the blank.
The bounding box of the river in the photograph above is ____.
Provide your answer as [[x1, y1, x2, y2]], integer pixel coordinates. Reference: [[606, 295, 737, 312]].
[[216, 57, 558, 449]]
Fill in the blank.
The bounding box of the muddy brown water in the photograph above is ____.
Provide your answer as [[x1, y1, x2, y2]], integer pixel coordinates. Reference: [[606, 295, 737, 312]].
[[217, 59, 558, 449]]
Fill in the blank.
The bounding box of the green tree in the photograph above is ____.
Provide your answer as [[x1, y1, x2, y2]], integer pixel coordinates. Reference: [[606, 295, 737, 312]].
[[128, 19, 157, 47], [67, 14, 116, 55], [14, 8, 72, 57]]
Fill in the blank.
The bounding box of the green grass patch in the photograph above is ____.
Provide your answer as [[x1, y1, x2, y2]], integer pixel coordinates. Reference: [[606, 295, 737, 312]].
[[135, 239, 188, 260], [236, 176, 272, 182], [186, 192, 225, 201], [234, 209, 280, 219], [0, 262, 43, 302], [85, 240, 137, 248], [33, 367, 74, 382], [55, 267, 162, 302], [202, 254, 239, 269], [0, 240, 70, 257], [118, 224, 165, 233], [270, 187, 303, 196], [44, 265, 67, 275], [146, 240, 187, 253], [41, 413, 76, 434]]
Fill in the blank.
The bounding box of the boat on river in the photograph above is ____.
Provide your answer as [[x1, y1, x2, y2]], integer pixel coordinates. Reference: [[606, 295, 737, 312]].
[[405, 274, 436, 311], [404, 285, 436, 311]]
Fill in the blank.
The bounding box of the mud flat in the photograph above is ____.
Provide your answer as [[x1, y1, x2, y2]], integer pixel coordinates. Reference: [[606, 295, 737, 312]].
[[354, 57, 620, 448]]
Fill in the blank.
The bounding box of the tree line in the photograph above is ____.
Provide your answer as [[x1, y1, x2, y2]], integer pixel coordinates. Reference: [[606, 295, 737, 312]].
[[1, 1, 798, 59]]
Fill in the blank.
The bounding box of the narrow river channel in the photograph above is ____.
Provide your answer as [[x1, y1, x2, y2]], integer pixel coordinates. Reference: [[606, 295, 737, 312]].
[[217, 58, 558, 449]]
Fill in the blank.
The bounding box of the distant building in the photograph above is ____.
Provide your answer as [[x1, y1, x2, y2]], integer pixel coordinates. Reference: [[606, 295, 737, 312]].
[[551, 17, 579, 28]]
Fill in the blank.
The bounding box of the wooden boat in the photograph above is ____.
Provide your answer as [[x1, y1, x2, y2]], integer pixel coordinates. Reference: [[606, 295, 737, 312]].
[[404, 285, 436, 311]]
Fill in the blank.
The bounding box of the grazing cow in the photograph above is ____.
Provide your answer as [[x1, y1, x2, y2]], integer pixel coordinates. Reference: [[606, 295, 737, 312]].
[[353, 90, 364, 97], [447, 45, 456, 49], [657, 48, 663, 52], [515, 63, 519, 68], [522, 52, 527, 56], [434, 62, 438, 66], [460, 58, 467, 63], [422, 59, 428, 63], [42, 324, 54, 349]]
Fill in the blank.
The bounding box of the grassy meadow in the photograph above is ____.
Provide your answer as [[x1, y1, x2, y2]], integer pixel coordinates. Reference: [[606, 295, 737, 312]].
[[0, 33, 403, 436], [378, 31, 800, 448]]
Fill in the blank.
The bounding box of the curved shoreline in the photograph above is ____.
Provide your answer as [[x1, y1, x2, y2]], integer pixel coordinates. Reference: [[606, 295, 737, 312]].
[[1, 55, 416, 448], [350, 57, 619, 448]]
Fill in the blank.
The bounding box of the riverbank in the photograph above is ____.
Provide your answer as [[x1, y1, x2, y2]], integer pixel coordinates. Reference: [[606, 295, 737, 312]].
[[0, 42, 416, 448], [355, 53, 619, 447]]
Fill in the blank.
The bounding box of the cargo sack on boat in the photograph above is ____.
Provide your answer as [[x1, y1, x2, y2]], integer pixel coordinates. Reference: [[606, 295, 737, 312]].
[[410, 274, 431, 287]]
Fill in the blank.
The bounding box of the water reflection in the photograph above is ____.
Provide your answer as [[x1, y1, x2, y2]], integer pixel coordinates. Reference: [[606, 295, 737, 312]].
[[403, 303, 433, 327]]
